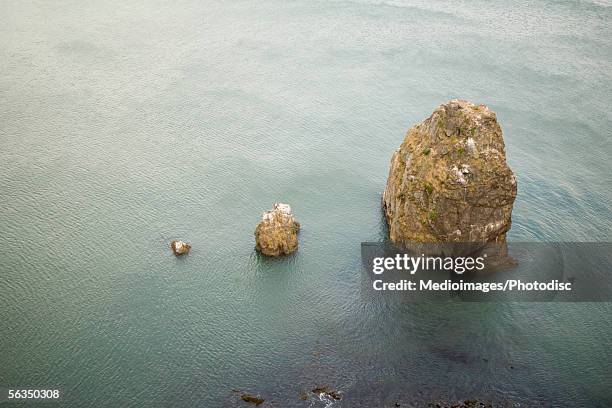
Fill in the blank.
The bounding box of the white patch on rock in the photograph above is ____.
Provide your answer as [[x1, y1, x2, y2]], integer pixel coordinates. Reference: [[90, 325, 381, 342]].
[[484, 220, 504, 234], [274, 202, 292, 215], [404, 153, 412, 167], [467, 137, 477, 153], [452, 165, 467, 184], [482, 148, 500, 157]]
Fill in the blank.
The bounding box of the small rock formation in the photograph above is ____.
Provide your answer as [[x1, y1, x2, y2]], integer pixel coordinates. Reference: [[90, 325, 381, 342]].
[[383, 100, 517, 244], [170, 240, 191, 256], [254, 203, 300, 256]]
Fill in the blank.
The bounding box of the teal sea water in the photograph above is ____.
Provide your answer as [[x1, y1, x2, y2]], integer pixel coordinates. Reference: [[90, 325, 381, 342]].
[[1, 0, 611, 406]]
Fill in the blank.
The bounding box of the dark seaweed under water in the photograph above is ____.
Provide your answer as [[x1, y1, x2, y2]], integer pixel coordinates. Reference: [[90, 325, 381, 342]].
[[1, 0, 611, 407]]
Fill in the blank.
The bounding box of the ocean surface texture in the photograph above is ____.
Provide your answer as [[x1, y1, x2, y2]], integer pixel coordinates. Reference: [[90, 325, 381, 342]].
[[1, 0, 611, 406]]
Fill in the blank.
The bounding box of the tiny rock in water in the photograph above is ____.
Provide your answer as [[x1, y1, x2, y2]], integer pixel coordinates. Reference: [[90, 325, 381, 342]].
[[170, 240, 191, 256]]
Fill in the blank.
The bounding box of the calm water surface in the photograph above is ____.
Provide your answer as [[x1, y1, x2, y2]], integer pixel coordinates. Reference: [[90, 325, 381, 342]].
[[1, 0, 611, 406]]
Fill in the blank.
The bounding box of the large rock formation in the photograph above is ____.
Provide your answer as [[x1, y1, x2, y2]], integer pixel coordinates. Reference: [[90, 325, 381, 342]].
[[254, 203, 301, 256], [382, 100, 517, 244]]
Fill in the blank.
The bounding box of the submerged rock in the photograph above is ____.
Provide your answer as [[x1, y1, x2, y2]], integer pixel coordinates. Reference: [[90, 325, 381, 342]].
[[170, 240, 191, 256], [231, 389, 265, 406], [382, 100, 517, 244], [311, 386, 342, 400], [240, 393, 265, 405], [254, 203, 300, 256], [428, 399, 493, 408]]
